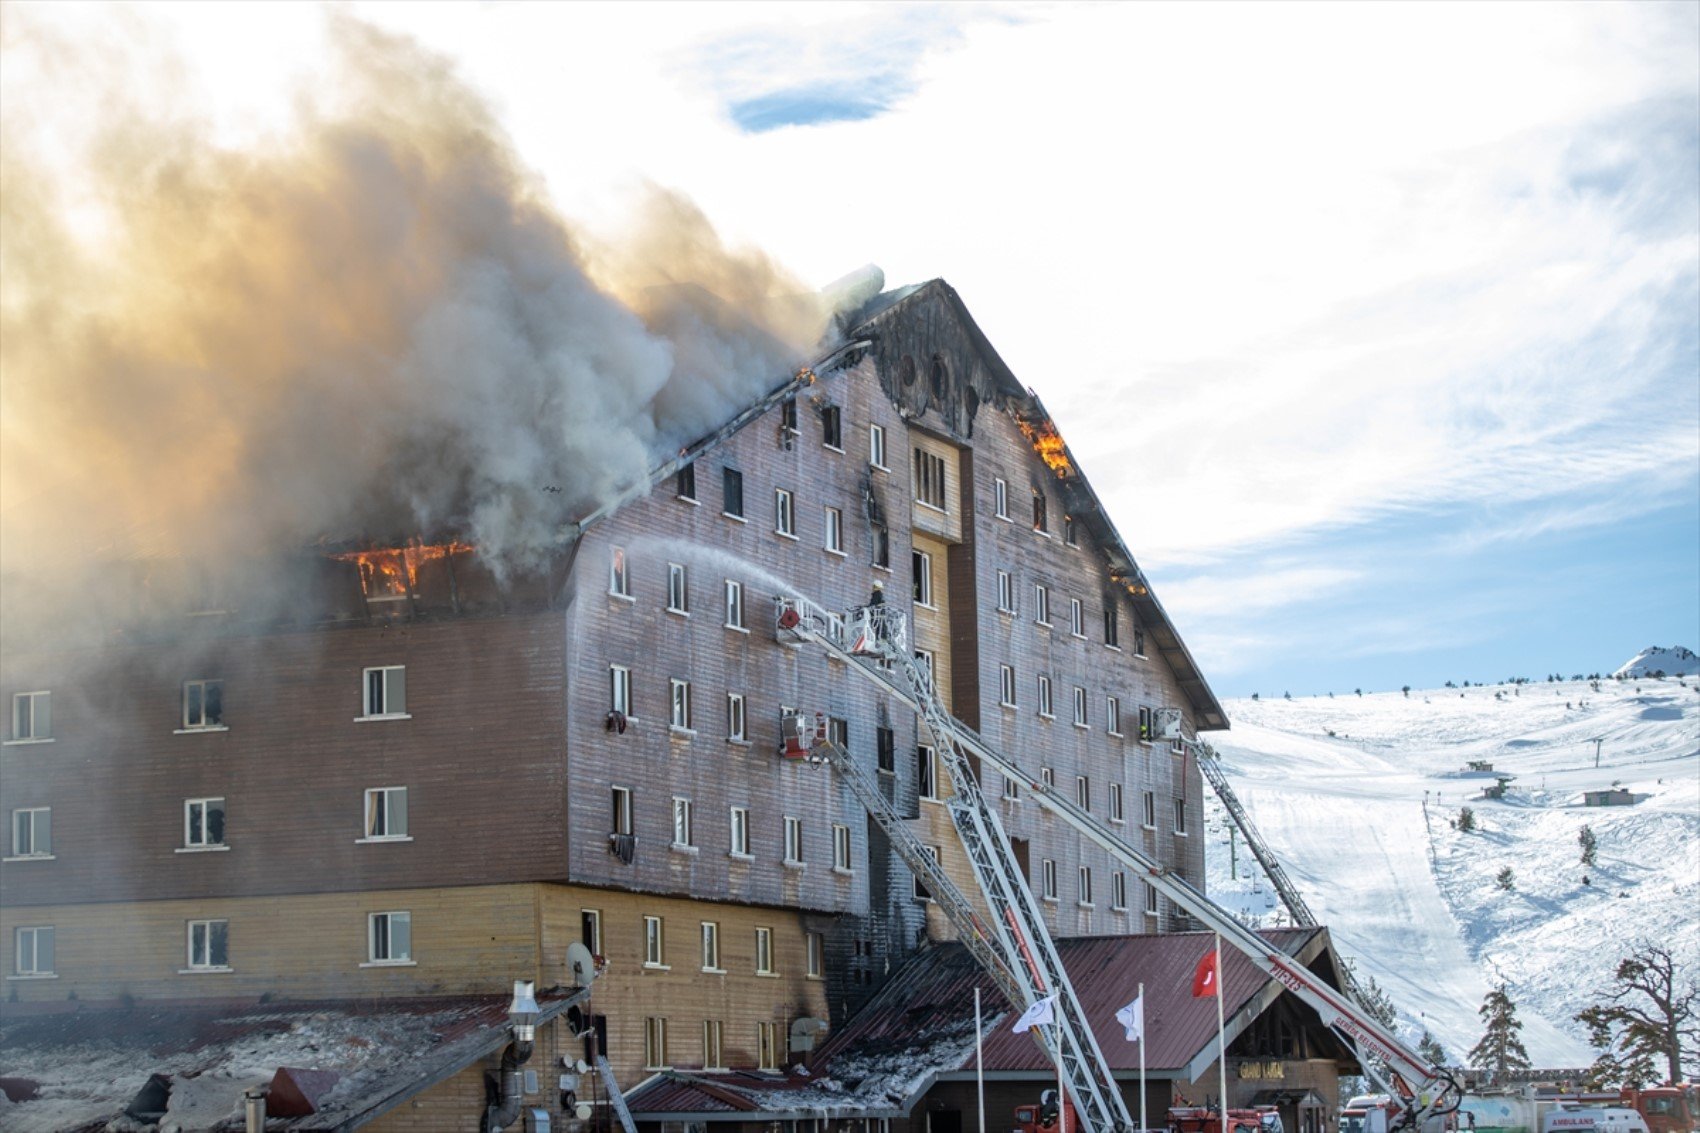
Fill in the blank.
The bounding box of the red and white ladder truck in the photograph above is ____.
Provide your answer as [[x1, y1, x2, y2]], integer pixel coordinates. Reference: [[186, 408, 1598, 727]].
[[773, 596, 1462, 1133]]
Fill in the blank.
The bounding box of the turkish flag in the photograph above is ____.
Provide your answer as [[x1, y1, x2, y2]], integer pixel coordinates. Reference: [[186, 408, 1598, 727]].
[[1191, 947, 1219, 998]]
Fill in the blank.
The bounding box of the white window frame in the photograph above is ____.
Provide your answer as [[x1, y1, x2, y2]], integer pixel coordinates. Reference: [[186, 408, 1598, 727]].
[[1143, 790, 1157, 830], [757, 1021, 778, 1070], [185, 918, 231, 972], [701, 921, 722, 972], [667, 562, 689, 614], [783, 816, 804, 866], [775, 488, 796, 538], [914, 844, 941, 902], [1145, 880, 1160, 917], [9, 691, 51, 743], [1041, 766, 1055, 789], [993, 477, 1010, 520], [1002, 773, 1019, 801], [643, 914, 667, 968], [807, 931, 825, 978], [1034, 584, 1051, 626], [729, 806, 750, 858], [366, 910, 413, 965], [755, 926, 776, 975], [1112, 871, 1128, 911], [1078, 866, 1094, 908], [1073, 686, 1089, 728], [1037, 676, 1054, 719], [10, 807, 51, 859], [917, 744, 938, 800], [183, 797, 226, 849], [609, 665, 632, 717], [362, 786, 409, 842], [1041, 859, 1058, 902], [824, 506, 844, 555], [644, 1016, 669, 1069], [1109, 782, 1125, 824], [1107, 696, 1122, 736], [669, 679, 692, 733], [869, 423, 887, 470], [181, 679, 225, 730], [612, 786, 634, 837], [359, 666, 408, 720], [914, 448, 948, 511], [912, 550, 934, 607], [997, 570, 1015, 613], [999, 665, 1017, 708], [14, 925, 54, 977], [703, 1020, 725, 1070], [1174, 797, 1188, 836], [727, 693, 747, 743], [1076, 775, 1091, 811], [724, 579, 745, 630], [1138, 705, 1155, 744], [609, 547, 631, 598], [1070, 598, 1085, 638], [832, 823, 852, 871], [671, 797, 694, 849]]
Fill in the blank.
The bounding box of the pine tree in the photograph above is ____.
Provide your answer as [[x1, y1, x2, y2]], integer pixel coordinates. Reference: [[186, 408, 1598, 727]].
[[1469, 985, 1532, 1078], [1457, 807, 1476, 833], [1579, 825, 1598, 868], [1576, 944, 1698, 1084], [1418, 1029, 1448, 1067], [1496, 867, 1515, 891]]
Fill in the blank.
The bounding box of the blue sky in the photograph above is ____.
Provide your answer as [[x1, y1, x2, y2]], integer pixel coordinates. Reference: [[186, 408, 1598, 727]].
[[12, 1, 1697, 700]]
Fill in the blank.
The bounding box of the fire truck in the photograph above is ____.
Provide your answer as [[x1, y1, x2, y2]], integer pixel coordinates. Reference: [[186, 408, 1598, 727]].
[[773, 598, 1463, 1133]]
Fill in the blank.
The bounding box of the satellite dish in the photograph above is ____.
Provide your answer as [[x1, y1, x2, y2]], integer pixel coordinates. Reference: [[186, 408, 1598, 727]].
[[566, 942, 598, 988], [575, 1059, 591, 1075], [576, 1103, 594, 1121]]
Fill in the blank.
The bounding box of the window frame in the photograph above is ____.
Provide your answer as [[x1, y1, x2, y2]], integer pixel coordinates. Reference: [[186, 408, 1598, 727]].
[[185, 918, 231, 972], [671, 796, 694, 849], [1109, 782, 1125, 824], [1041, 859, 1058, 902], [643, 914, 667, 969], [726, 693, 747, 743], [913, 844, 941, 902], [782, 816, 804, 866], [676, 462, 697, 502], [869, 424, 887, 470], [10, 806, 51, 859], [1070, 598, 1085, 638], [1107, 696, 1122, 736], [668, 679, 692, 733], [722, 466, 745, 519], [644, 1016, 669, 1070], [913, 448, 948, 511], [1073, 686, 1089, 728], [362, 786, 409, 842], [993, 477, 1010, 520], [1143, 790, 1157, 830], [1104, 605, 1120, 648], [1173, 797, 1188, 836], [997, 570, 1015, 614], [703, 1020, 725, 1070], [1037, 676, 1054, 719], [999, 664, 1017, 708], [822, 405, 843, 450], [612, 786, 634, 837], [181, 679, 225, 730], [755, 926, 776, 975], [824, 506, 844, 555], [14, 925, 54, 977], [9, 691, 51, 743], [1112, 871, 1128, 911], [757, 1021, 779, 1070], [609, 547, 631, 599], [1076, 775, 1091, 811], [832, 823, 852, 872], [1032, 489, 1048, 533], [1078, 865, 1094, 908], [774, 488, 796, 539], [912, 549, 934, 607], [667, 562, 689, 615], [366, 910, 413, 966], [183, 797, 226, 850], [876, 726, 896, 775], [1034, 584, 1051, 627], [609, 665, 632, 717], [807, 931, 825, 979], [359, 666, 408, 720], [729, 806, 751, 858], [917, 744, 938, 801], [723, 579, 745, 631], [700, 921, 722, 972], [1145, 880, 1160, 917]]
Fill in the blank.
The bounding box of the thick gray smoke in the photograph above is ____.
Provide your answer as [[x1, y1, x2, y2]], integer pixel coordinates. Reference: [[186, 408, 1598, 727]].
[[0, 13, 831, 602]]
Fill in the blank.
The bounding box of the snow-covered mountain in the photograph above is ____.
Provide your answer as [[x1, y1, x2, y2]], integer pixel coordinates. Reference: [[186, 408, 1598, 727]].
[[1202, 674, 1699, 1069], [1614, 645, 1699, 679]]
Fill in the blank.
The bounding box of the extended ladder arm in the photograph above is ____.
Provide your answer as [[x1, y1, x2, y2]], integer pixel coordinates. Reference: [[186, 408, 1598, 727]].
[[778, 597, 1459, 1133]]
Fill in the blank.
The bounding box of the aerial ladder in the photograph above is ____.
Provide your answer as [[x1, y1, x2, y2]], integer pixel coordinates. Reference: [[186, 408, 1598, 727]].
[[774, 596, 1461, 1133]]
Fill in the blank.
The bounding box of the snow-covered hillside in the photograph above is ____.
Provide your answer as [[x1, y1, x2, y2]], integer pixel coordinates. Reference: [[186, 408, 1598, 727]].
[[1202, 673, 1699, 1068], [1614, 646, 1699, 679]]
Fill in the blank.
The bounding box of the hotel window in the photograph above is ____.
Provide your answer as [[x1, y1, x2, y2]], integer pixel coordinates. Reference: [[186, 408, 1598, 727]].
[[1070, 599, 1085, 638], [872, 522, 890, 569], [1003, 773, 1019, 801], [14, 926, 54, 976], [671, 797, 694, 848], [917, 745, 937, 800], [993, 477, 1010, 519], [807, 931, 825, 978], [703, 1021, 724, 1069], [1037, 676, 1054, 719], [361, 666, 407, 718], [609, 547, 630, 597], [644, 1017, 669, 1069], [1103, 605, 1119, 647], [997, 570, 1015, 613], [676, 462, 696, 501], [1041, 859, 1058, 901], [643, 915, 666, 968], [914, 448, 947, 510], [1032, 490, 1048, 533], [581, 909, 602, 955], [758, 1022, 779, 1070], [1078, 866, 1094, 906], [1142, 790, 1157, 829], [364, 787, 408, 840], [781, 397, 798, 433], [1174, 798, 1188, 835], [912, 549, 933, 606], [182, 680, 224, 729], [1112, 871, 1128, 911], [611, 787, 634, 837], [669, 680, 692, 731], [833, 823, 852, 870], [822, 405, 843, 450], [722, 466, 744, 518], [184, 798, 225, 848], [727, 694, 746, 742], [724, 579, 744, 629], [10, 807, 51, 858], [1076, 776, 1090, 811], [1109, 782, 1125, 823], [824, 507, 844, 554], [1064, 515, 1078, 546], [186, 918, 230, 971], [1107, 696, 1122, 735], [913, 844, 940, 901], [1134, 625, 1147, 656], [1138, 705, 1156, 742], [999, 665, 1017, 707], [1073, 686, 1088, 727], [1041, 767, 1055, 789], [915, 650, 935, 683], [828, 716, 848, 748], [1145, 881, 1160, 916], [1034, 584, 1050, 626], [876, 727, 895, 774], [755, 926, 775, 974], [667, 563, 689, 614], [775, 489, 796, 538], [10, 691, 50, 741], [701, 921, 721, 971], [783, 816, 804, 865], [729, 806, 750, 857], [368, 911, 412, 964], [609, 666, 632, 717], [869, 424, 887, 469]]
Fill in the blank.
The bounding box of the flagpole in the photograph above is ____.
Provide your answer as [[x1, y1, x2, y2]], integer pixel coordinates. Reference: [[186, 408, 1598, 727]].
[[1215, 933, 1227, 1133], [1138, 981, 1147, 1132], [976, 987, 986, 1133]]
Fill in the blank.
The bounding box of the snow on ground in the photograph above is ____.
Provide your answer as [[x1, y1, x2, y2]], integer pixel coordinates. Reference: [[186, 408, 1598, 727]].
[[1614, 646, 1699, 679], [1202, 673, 1699, 1068]]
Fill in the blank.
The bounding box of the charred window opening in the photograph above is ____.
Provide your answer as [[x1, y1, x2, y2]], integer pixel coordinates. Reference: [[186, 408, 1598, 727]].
[[1064, 515, 1078, 546], [676, 463, 696, 502], [1032, 490, 1049, 533], [876, 726, 895, 774], [929, 356, 947, 399], [722, 467, 744, 519], [781, 398, 799, 434], [1104, 603, 1120, 648], [871, 523, 890, 569], [899, 355, 917, 387], [330, 542, 469, 604], [185, 797, 225, 847], [822, 405, 842, 450]]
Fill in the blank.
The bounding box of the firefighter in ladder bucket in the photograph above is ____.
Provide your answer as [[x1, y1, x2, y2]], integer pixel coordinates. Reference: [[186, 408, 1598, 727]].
[[849, 581, 888, 655]]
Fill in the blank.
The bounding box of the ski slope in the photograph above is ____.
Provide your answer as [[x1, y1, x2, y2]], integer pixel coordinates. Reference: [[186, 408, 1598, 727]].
[[1202, 672, 1700, 1067]]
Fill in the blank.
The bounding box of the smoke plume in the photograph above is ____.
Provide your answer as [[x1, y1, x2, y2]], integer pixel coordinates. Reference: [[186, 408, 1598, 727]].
[[0, 12, 829, 603]]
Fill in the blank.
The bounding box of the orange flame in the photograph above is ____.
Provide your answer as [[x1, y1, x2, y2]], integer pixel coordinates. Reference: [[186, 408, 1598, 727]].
[[1016, 416, 1073, 478], [329, 540, 474, 600]]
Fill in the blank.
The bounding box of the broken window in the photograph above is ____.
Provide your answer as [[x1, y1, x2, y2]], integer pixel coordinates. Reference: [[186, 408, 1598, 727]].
[[609, 547, 630, 598], [611, 786, 634, 837], [1104, 605, 1119, 648], [871, 522, 890, 569], [1032, 490, 1048, 533], [822, 405, 842, 450], [667, 563, 689, 613], [182, 679, 223, 729], [1064, 515, 1078, 546], [187, 918, 230, 970], [364, 787, 408, 840], [676, 463, 696, 502], [774, 489, 795, 537], [368, 911, 411, 964], [912, 550, 933, 605], [184, 798, 225, 848], [917, 744, 937, 800], [1134, 624, 1147, 657], [362, 667, 406, 718], [828, 716, 848, 748], [781, 398, 798, 434], [11, 691, 50, 741], [914, 448, 947, 510], [721, 467, 744, 518], [876, 726, 895, 774]]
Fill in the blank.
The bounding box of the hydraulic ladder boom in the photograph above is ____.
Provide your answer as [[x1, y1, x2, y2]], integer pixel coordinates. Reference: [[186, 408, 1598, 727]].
[[776, 597, 1460, 1133], [1195, 749, 1318, 928]]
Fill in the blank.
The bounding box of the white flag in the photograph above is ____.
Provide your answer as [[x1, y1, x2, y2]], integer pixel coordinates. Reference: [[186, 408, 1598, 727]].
[[1012, 994, 1058, 1033], [1116, 994, 1145, 1043]]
